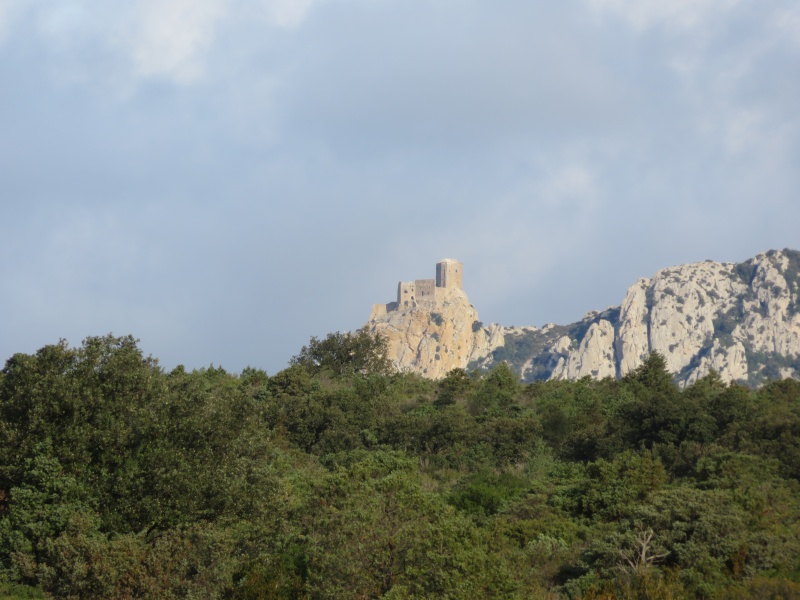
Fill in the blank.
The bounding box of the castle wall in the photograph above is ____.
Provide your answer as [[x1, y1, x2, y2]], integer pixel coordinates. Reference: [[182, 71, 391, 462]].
[[370, 303, 388, 320], [436, 259, 463, 289], [388, 261, 463, 313], [397, 281, 416, 308], [415, 279, 436, 302]]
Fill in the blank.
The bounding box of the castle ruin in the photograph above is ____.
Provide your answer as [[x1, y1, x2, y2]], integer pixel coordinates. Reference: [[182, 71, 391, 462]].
[[436, 258, 462, 290], [371, 259, 464, 318]]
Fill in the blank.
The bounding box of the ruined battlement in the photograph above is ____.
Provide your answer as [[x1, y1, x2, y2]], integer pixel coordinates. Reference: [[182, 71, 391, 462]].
[[368, 259, 464, 317], [370, 259, 465, 319], [367, 258, 486, 379], [436, 258, 462, 290], [397, 278, 436, 308]]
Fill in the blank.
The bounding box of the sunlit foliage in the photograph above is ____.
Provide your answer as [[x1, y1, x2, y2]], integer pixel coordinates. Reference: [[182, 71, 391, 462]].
[[1, 340, 799, 598]]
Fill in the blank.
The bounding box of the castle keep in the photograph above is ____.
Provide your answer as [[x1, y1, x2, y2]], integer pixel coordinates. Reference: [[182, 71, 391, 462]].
[[371, 259, 464, 317], [436, 258, 462, 290]]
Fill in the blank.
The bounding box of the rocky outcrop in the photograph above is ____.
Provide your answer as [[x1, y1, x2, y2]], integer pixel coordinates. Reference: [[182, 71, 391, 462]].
[[551, 320, 616, 380], [615, 250, 800, 385], [616, 279, 650, 376], [366, 285, 504, 379], [683, 339, 748, 387], [469, 323, 507, 364], [467, 249, 800, 387], [366, 250, 800, 385]]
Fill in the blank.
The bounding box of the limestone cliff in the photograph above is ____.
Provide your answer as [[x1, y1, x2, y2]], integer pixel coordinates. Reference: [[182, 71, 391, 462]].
[[470, 249, 800, 387], [366, 285, 504, 379], [365, 250, 800, 385]]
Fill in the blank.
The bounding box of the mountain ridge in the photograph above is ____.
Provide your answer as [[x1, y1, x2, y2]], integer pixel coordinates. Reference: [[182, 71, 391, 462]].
[[366, 249, 800, 387]]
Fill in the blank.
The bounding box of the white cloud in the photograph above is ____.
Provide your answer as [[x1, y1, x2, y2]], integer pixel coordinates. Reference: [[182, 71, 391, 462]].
[[1, 1, 321, 87], [37, 3, 89, 34], [587, 0, 740, 33], [587, 0, 798, 171], [402, 159, 603, 313], [0, 0, 21, 42], [539, 165, 598, 212], [722, 108, 765, 155], [125, 0, 229, 83], [770, 7, 800, 51], [121, 0, 321, 83], [260, 0, 318, 29]]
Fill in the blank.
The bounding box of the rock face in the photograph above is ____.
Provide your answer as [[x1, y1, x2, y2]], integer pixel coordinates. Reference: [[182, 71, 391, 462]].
[[366, 260, 504, 379], [551, 320, 616, 380], [366, 250, 800, 385], [469, 249, 800, 387]]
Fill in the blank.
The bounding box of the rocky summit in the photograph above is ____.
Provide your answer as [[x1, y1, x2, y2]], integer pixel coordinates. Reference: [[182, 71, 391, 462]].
[[366, 250, 800, 386], [366, 259, 504, 379]]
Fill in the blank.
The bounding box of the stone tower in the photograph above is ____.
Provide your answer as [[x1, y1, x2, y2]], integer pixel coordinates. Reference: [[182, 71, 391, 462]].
[[436, 258, 463, 289]]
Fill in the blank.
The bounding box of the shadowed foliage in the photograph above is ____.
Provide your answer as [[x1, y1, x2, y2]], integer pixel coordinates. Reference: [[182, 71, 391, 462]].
[[1, 340, 799, 598]]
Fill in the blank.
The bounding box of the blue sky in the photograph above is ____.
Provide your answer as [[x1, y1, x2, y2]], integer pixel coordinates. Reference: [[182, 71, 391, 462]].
[[2, 0, 799, 374]]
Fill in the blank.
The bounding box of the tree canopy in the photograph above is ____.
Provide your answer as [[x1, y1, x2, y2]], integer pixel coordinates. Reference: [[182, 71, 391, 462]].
[[1, 339, 799, 599], [290, 327, 393, 377]]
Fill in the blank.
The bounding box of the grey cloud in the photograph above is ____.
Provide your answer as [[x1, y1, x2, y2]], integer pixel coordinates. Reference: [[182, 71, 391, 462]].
[[1, 0, 799, 373], [276, 3, 634, 154]]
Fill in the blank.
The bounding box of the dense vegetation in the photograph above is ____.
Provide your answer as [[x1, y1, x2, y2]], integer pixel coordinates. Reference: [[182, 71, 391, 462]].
[[1, 334, 800, 599]]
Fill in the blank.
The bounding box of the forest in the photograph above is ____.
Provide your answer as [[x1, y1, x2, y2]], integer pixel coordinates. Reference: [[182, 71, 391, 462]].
[[1, 332, 799, 599]]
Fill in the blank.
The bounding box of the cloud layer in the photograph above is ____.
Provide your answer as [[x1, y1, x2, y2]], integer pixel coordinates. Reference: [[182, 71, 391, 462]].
[[1, 0, 798, 372]]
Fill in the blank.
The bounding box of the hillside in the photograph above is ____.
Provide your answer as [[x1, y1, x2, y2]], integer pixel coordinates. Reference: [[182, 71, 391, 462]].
[[367, 250, 800, 386], [2, 335, 800, 598], [365, 259, 505, 378]]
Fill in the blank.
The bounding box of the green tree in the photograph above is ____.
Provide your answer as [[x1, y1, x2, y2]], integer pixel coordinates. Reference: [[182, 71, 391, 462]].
[[751, 378, 800, 480], [448, 470, 528, 519], [291, 328, 393, 377], [613, 353, 696, 450], [436, 368, 474, 406], [0, 448, 96, 585], [470, 363, 520, 416], [0, 335, 166, 530], [297, 451, 516, 598], [577, 451, 668, 520]]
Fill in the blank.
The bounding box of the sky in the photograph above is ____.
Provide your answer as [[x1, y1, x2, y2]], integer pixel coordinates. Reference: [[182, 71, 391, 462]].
[[2, 0, 799, 374]]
